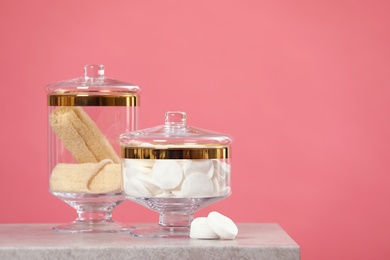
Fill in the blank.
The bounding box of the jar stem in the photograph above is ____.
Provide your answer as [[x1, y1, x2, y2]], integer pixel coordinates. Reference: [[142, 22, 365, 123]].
[[70, 200, 118, 222], [76, 210, 112, 222], [159, 212, 194, 227]]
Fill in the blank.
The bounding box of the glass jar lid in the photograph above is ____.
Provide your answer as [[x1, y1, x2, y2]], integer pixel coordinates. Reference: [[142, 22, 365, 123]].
[[119, 111, 232, 159], [46, 64, 140, 106]]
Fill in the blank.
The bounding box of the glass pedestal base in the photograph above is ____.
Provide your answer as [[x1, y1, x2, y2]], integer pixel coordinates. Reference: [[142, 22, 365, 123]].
[[129, 195, 229, 238], [131, 225, 190, 238], [53, 220, 133, 233], [52, 192, 134, 233]]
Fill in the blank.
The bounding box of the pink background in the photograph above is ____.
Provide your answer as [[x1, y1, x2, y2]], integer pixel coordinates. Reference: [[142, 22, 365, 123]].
[[1, 0, 389, 259]]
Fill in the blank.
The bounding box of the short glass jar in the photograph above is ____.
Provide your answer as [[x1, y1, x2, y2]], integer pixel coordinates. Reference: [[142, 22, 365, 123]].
[[119, 111, 232, 237]]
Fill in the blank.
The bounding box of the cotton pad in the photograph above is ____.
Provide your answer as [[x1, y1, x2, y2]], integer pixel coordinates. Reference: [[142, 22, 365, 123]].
[[125, 165, 152, 179], [181, 173, 214, 197], [206, 211, 238, 239], [190, 217, 220, 239], [152, 160, 183, 189], [124, 178, 152, 197], [183, 160, 214, 178], [133, 173, 162, 196]]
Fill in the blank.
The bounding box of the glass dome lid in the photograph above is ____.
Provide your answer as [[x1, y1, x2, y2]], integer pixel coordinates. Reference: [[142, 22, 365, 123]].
[[119, 111, 232, 159], [46, 64, 140, 106], [46, 64, 140, 93]]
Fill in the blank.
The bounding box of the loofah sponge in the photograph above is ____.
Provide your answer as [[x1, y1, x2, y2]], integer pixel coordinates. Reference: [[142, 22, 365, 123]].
[[50, 160, 122, 193], [49, 106, 120, 163]]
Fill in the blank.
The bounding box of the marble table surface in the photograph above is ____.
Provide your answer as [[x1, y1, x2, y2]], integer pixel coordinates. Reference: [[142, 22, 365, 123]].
[[0, 223, 299, 260]]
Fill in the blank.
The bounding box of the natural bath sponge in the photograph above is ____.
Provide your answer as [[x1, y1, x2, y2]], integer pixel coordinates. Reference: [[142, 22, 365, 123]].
[[49, 106, 120, 163], [50, 160, 122, 193]]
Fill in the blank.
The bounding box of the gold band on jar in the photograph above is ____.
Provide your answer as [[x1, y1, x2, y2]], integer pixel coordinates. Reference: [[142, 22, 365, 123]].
[[121, 147, 230, 159], [48, 94, 139, 106]]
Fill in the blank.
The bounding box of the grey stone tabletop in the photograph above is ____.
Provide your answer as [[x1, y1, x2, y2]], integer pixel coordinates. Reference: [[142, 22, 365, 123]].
[[0, 223, 299, 260]]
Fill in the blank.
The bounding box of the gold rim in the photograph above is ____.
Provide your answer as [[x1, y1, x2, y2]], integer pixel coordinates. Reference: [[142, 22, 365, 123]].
[[121, 147, 230, 159], [48, 94, 139, 106]]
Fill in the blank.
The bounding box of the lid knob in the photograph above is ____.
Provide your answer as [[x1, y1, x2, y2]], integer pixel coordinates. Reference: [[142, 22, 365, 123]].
[[84, 64, 105, 79], [165, 111, 187, 127]]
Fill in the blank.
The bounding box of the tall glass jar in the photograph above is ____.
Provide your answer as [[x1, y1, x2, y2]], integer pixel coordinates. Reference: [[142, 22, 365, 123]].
[[46, 64, 140, 233]]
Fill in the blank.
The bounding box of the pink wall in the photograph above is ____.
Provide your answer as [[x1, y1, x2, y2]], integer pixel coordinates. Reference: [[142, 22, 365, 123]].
[[1, 0, 389, 259]]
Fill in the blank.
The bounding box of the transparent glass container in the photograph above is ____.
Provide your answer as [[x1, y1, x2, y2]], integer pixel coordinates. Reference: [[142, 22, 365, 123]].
[[46, 64, 140, 233], [118, 111, 232, 238]]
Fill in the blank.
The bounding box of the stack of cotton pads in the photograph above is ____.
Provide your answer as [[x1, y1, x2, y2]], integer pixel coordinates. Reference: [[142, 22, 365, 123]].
[[123, 159, 231, 198], [190, 211, 238, 240]]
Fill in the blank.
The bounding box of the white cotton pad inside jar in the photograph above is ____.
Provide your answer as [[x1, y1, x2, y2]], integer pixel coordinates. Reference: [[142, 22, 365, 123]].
[[183, 160, 214, 178], [181, 173, 214, 198], [152, 160, 183, 190]]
